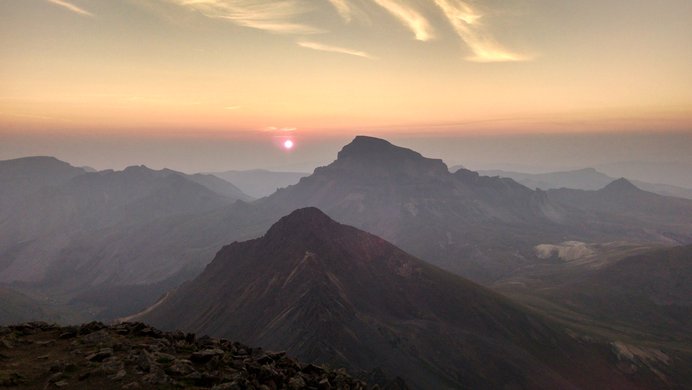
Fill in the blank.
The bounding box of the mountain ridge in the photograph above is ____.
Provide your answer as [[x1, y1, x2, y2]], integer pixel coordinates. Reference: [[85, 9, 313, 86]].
[[136, 207, 667, 389]]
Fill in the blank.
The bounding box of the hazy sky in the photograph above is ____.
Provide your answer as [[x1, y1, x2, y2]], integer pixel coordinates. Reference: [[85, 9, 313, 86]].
[[1, 0, 691, 176]]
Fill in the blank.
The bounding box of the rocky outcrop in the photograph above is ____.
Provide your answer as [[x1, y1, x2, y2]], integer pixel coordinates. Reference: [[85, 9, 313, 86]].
[[0, 321, 379, 389]]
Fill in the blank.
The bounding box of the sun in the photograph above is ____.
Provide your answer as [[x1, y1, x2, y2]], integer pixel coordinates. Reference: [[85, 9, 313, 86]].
[[283, 139, 294, 150]]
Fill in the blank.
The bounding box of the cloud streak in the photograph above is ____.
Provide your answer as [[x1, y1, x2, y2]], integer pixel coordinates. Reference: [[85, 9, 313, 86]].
[[170, 0, 320, 34], [46, 0, 94, 17], [372, 0, 434, 41], [433, 0, 528, 62], [163, 0, 527, 62], [297, 41, 374, 59], [328, 0, 352, 22]]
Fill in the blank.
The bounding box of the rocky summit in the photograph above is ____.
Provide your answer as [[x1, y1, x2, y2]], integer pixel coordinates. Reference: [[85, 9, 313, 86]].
[[0, 321, 379, 389]]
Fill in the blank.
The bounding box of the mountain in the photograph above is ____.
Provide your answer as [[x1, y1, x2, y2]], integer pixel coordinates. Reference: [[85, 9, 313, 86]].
[[0, 161, 253, 318], [596, 161, 692, 189], [545, 178, 692, 243], [211, 169, 308, 198], [136, 208, 679, 389], [0, 156, 86, 214], [0, 288, 56, 326], [173, 170, 253, 201], [0, 321, 373, 389], [3, 140, 691, 322], [496, 243, 692, 344], [552, 244, 692, 339], [476, 167, 692, 199], [259, 136, 571, 282], [477, 168, 614, 191]]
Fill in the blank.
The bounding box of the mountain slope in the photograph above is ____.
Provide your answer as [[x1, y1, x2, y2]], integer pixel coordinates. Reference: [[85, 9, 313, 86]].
[[211, 169, 308, 198], [478, 167, 692, 199], [0, 321, 372, 389], [0, 156, 86, 216], [169, 170, 253, 201], [477, 168, 614, 191], [0, 163, 249, 312], [546, 179, 692, 243], [259, 136, 568, 282], [137, 208, 671, 389], [542, 244, 692, 339]]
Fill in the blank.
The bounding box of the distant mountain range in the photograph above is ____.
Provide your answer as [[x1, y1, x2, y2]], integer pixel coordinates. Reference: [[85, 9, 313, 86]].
[[210, 169, 308, 198], [2, 138, 692, 388], [2, 138, 691, 325], [260, 137, 692, 282], [136, 208, 679, 389], [468, 167, 692, 199], [0, 157, 252, 317]]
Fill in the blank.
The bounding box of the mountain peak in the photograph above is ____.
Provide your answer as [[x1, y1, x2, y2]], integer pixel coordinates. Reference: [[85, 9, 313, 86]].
[[333, 136, 448, 176], [337, 136, 420, 161], [264, 207, 338, 239], [601, 178, 641, 193]]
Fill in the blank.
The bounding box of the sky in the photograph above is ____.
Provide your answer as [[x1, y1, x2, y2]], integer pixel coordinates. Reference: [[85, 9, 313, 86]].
[[1, 0, 691, 177]]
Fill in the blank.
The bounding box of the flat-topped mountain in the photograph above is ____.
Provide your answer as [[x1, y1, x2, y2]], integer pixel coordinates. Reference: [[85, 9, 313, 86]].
[[136, 208, 670, 389], [262, 136, 566, 282]]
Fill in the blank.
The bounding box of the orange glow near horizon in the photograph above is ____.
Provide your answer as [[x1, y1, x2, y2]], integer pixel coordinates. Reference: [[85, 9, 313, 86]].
[[0, 1, 691, 137]]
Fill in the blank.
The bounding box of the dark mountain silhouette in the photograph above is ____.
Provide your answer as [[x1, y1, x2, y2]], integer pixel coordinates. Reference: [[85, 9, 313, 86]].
[[165, 169, 253, 201], [478, 167, 692, 199], [545, 178, 692, 243], [211, 169, 308, 198], [136, 208, 676, 389], [0, 162, 252, 316], [0, 156, 86, 214], [2, 139, 692, 322], [259, 136, 569, 282]]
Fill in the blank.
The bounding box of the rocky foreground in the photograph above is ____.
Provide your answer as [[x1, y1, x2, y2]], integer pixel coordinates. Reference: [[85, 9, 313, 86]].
[[0, 322, 381, 389]]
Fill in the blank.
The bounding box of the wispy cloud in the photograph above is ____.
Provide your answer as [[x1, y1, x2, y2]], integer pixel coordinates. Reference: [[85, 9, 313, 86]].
[[169, 0, 320, 34], [328, 0, 352, 22], [372, 0, 434, 41], [46, 0, 94, 17], [162, 0, 528, 62], [433, 0, 528, 62], [297, 41, 374, 59], [265, 126, 296, 132]]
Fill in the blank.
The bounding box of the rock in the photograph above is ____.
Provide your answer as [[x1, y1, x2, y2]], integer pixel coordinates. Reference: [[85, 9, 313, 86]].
[[136, 351, 153, 372], [0, 371, 24, 386], [212, 382, 241, 390], [190, 348, 225, 363], [166, 359, 196, 376], [109, 369, 127, 381], [302, 363, 325, 375], [0, 322, 372, 389], [154, 352, 176, 364], [47, 372, 64, 383], [81, 329, 113, 345], [58, 327, 78, 339], [319, 378, 332, 390], [86, 348, 113, 362], [288, 375, 306, 389], [142, 368, 169, 385], [79, 321, 106, 335]]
